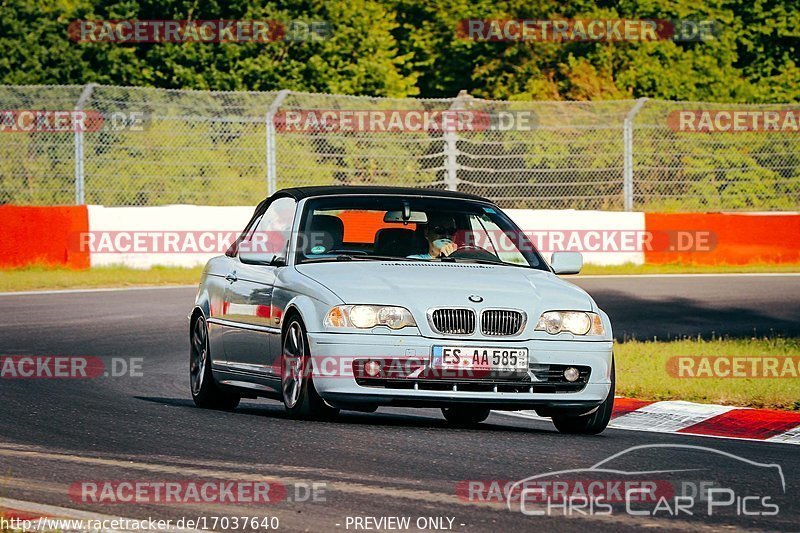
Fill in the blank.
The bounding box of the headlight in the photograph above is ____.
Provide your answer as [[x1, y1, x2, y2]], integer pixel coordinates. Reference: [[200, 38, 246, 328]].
[[535, 311, 604, 336], [324, 305, 417, 330]]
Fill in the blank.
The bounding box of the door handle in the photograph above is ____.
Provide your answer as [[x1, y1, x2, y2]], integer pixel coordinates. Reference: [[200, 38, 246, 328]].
[[225, 272, 238, 283]]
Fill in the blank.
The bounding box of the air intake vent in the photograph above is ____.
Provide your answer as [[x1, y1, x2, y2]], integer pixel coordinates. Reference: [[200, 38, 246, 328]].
[[481, 310, 525, 336], [430, 308, 476, 335]]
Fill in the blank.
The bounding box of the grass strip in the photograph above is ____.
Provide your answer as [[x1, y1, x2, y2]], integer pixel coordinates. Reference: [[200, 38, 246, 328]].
[[615, 337, 800, 410]]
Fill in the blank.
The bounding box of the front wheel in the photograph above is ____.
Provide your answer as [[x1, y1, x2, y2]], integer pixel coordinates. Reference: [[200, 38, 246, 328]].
[[190, 315, 240, 410], [441, 406, 491, 426], [281, 318, 339, 420], [552, 359, 615, 435]]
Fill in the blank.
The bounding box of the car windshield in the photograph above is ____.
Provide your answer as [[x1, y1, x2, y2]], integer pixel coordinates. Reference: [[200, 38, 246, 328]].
[[294, 196, 548, 271]]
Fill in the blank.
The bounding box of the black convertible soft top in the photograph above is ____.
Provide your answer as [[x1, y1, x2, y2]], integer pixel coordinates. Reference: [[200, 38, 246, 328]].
[[236, 186, 493, 249], [272, 185, 489, 202]]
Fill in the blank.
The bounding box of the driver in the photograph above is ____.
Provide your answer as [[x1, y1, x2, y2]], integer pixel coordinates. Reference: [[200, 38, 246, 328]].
[[407, 213, 459, 259]]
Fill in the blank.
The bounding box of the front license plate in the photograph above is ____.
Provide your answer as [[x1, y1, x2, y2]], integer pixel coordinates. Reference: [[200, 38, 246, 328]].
[[431, 346, 529, 373]]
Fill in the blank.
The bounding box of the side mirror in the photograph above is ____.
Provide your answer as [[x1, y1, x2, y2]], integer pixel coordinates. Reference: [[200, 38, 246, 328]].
[[239, 251, 285, 267], [551, 251, 582, 275]]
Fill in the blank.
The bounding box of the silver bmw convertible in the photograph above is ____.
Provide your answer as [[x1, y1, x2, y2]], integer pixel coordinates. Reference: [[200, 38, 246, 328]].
[[190, 186, 615, 434]]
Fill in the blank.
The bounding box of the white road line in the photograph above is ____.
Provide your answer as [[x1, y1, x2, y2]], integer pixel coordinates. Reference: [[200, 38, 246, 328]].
[[0, 285, 195, 297], [0, 496, 206, 532], [0, 444, 734, 531]]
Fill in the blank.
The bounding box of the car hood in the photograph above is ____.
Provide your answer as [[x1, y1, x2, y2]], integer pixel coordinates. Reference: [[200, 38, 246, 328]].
[[294, 261, 593, 312]]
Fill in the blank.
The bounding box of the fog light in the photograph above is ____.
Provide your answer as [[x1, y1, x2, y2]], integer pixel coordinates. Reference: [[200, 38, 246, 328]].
[[563, 367, 580, 382], [364, 360, 382, 377]]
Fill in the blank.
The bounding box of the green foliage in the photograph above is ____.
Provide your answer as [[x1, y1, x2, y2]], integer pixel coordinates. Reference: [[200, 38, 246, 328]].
[[0, 0, 416, 96], [0, 0, 797, 102], [0, 1, 797, 210], [615, 336, 800, 410]]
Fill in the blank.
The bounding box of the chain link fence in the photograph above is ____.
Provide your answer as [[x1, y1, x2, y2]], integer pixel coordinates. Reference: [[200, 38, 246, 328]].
[[0, 84, 797, 210]]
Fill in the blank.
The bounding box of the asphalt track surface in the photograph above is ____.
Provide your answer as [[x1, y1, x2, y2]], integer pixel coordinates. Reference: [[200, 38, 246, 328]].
[[1, 274, 798, 532]]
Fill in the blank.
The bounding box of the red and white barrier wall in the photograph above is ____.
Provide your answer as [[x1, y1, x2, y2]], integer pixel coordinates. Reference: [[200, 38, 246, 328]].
[[644, 212, 800, 265], [506, 209, 646, 266], [1, 205, 799, 269], [86, 205, 254, 269], [0, 205, 90, 269], [509, 397, 800, 444]]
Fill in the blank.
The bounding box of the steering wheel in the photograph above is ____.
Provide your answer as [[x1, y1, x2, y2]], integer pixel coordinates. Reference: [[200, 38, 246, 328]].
[[446, 245, 501, 262]]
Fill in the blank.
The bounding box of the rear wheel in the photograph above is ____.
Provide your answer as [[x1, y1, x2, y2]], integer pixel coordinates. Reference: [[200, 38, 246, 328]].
[[281, 318, 339, 420], [552, 359, 615, 435], [441, 406, 491, 426], [190, 315, 240, 410]]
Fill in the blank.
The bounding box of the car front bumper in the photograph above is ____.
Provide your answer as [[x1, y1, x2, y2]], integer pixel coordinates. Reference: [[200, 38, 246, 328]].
[[306, 332, 613, 413]]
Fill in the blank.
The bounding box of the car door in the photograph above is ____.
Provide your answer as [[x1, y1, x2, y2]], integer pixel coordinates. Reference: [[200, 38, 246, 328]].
[[221, 197, 296, 378]]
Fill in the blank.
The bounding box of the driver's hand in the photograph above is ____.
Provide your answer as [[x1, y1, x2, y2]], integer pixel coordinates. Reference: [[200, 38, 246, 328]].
[[437, 241, 458, 257]]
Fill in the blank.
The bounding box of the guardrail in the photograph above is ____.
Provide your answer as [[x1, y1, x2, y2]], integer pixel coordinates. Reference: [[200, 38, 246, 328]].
[[1, 84, 798, 211], [2, 205, 798, 269]]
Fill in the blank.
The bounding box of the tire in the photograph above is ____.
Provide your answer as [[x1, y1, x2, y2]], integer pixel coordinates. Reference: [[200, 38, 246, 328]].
[[441, 406, 491, 426], [190, 315, 240, 410], [281, 317, 339, 420], [552, 359, 615, 435]]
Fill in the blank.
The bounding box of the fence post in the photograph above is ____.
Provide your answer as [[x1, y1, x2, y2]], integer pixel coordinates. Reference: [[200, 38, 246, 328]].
[[266, 89, 291, 196], [443, 90, 472, 191], [623, 97, 648, 211], [74, 83, 97, 205]]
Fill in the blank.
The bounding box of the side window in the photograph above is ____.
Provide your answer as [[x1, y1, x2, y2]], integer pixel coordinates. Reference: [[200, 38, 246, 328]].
[[469, 214, 527, 265], [239, 197, 297, 258], [225, 214, 261, 257]]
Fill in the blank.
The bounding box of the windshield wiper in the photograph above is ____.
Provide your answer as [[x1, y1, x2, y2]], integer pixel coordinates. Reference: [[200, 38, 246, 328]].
[[299, 254, 353, 263], [441, 257, 529, 268], [302, 254, 420, 264], [349, 254, 419, 262]]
